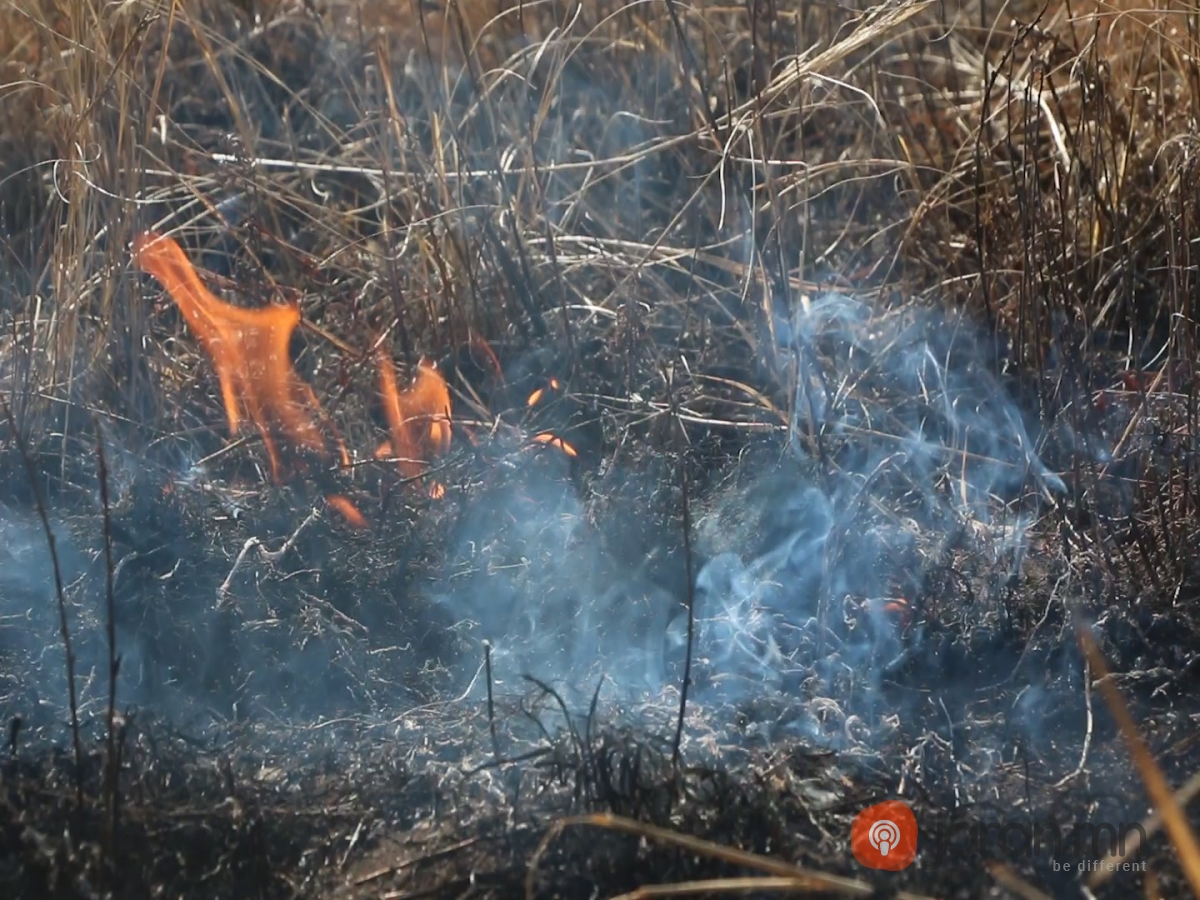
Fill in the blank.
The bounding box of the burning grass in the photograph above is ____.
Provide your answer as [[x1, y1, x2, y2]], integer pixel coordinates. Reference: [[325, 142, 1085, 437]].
[[4, 0, 1200, 896], [132, 231, 351, 481]]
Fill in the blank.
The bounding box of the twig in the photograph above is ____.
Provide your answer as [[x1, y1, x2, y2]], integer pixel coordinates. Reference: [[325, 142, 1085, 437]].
[[215, 506, 321, 608], [662, 363, 696, 772], [609, 876, 867, 899], [216, 537, 263, 609], [484, 641, 501, 763], [340, 818, 365, 870], [1053, 652, 1092, 788], [351, 834, 494, 886], [1, 397, 82, 808], [1087, 767, 1200, 889], [662, 0, 726, 147], [1077, 622, 1200, 894], [94, 421, 121, 865], [526, 813, 940, 900]]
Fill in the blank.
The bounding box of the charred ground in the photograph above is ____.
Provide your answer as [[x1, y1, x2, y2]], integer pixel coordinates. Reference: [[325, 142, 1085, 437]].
[[3, 0, 1200, 897]]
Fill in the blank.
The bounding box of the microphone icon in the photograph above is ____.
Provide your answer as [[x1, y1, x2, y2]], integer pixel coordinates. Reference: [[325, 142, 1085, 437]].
[[868, 819, 901, 857]]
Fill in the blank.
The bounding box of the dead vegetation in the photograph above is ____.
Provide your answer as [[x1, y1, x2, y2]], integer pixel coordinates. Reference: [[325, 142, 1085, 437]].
[[3, 0, 1200, 897]]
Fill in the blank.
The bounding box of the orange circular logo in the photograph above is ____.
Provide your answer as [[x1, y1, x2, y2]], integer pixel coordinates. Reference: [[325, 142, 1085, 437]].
[[851, 800, 918, 870]]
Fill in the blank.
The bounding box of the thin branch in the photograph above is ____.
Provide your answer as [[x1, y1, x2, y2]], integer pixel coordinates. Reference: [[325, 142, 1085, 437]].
[[1, 396, 82, 808]]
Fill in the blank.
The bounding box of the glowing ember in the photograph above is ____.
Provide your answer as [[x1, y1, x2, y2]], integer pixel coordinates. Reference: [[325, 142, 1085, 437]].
[[858, 597, 913, 629], [325, 494, 368, 529], [133, 232, 348, 481], [526, 378, 561, 407], [531, 432, 577, 457], [377, 349, 453, 495]]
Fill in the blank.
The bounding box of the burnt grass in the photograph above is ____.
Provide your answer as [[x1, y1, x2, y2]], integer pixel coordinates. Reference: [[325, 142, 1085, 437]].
[[4, 0, 1200, 897]]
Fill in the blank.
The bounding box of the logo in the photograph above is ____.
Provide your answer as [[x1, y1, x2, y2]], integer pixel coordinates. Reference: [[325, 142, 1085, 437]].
[[852, 800, 918, 870], [869, 820, 901, 856]]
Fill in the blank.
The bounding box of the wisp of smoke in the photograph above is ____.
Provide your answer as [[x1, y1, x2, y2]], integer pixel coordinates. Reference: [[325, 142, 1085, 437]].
[[426, 290, 1064, 748]]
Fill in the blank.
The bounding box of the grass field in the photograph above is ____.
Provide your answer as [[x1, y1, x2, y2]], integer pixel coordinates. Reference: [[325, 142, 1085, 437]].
[[3, 0, 1200, 896]]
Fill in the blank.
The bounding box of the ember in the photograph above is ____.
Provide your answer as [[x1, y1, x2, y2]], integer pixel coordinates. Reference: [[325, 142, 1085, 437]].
[[526, 378, 561, 407], [530, 431, 578, 457], [325, 493, 369, 529]]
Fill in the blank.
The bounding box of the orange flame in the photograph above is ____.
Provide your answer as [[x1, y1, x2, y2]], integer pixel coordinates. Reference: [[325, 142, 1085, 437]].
[[526, 378, 561, 408], [531, 432, 578, 457], [469, 334, 505, 387], [133, 232, 348, 481], [377, 349, 453, 495], [133, 234, 587, 514], [325, 494, 368, 529]]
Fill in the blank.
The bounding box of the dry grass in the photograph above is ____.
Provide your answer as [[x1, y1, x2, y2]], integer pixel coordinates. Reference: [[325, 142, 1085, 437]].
[[4, 0, 1197, 448]]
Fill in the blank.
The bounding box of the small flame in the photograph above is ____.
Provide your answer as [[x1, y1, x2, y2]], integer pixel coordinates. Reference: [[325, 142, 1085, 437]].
[[325, 494, 368, 529], [378, 349, 453, 495], [526, 377, 562, 408], [469, 334, 505, 386], [531, 432, 578, 457], [133, 232, 348, 481]]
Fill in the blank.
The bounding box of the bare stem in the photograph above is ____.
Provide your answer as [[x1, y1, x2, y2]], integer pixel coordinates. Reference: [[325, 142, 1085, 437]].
[[2, 396, 82, 808], [94, 421, 120, 862]]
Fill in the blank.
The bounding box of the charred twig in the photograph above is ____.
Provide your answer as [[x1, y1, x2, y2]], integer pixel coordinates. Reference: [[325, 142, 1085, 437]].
[[94, 421, 121, 865], [215, 506, 321, 608], [583, 675, 604, 802], [8, 716, 21, 758], [351, 834, 497, 886], [484, 640, 501, 763], [661, 363, 696, 773], [521, 674, 582, 762], [463, 747, 553, 777], [1, 396, 82, 808]]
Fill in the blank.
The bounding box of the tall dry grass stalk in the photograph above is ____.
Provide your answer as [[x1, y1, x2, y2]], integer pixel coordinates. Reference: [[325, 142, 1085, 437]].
[[1, 0, 150, 447]]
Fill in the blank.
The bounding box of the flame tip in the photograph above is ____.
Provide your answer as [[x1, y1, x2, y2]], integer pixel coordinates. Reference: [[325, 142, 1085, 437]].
[[136, 233, 346, 481], [139, 237, 459, 501], [326, 494, 368, 529], [378, 351, 453, 484]]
